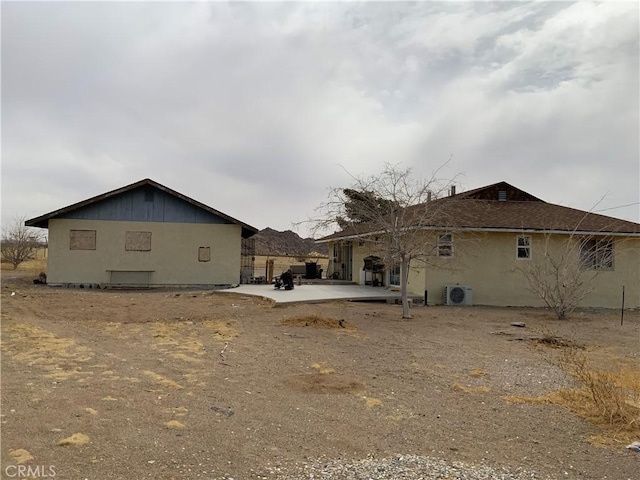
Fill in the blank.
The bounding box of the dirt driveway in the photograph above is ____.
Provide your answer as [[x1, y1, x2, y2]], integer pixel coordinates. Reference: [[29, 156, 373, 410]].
[[1, 273, 638, 479]]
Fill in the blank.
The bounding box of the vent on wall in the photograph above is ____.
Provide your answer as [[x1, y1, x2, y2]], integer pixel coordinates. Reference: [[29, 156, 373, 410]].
[[443, 285, 473, 306], [498, 190, 507, 201]]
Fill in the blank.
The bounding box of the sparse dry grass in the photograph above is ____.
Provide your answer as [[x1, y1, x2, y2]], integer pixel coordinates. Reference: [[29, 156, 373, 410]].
[[1, 257, 46, 272], [142, 370, 184, 389], [58, 433, 90, 446], [281, 314, 355, 330], [165, 420, 185, 429], [1, 322, 94, 382], [311, 362, 336, 375], [555, 348, 640, 433], [363, 397, 382, 408], [506, 336, 640, 446], [9, 449, 34, 464], [452, 382, 491, 394]]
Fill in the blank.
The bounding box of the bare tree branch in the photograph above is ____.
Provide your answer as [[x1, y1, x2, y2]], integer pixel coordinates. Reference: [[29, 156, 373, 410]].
[[515, 196, 620, 319], [303, 162, 460, 319], [1, 216, 45, 270]]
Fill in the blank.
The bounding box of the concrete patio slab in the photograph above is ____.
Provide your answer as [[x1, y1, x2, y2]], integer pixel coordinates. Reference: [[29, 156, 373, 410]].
[[217, 283, 402, 305]]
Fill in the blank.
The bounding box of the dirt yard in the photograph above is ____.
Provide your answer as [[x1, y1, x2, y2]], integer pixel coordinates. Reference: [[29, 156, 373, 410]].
[[1, 268, 639, 480]]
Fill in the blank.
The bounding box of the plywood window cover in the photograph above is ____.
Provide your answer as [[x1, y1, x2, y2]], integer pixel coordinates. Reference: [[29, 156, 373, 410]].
[[125, 231, 152, 251], [70, 230, 96, 250], [199, 246, 211, 262]]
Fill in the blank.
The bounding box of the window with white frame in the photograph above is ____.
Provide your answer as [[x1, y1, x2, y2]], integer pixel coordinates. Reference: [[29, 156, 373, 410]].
[[517, 235, 531, 259], [438, 234, 453, 257], [580, 237, 614, 270]]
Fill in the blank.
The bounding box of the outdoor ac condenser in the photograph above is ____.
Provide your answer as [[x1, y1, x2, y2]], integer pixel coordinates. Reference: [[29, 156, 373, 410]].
[[443, 285, 473, 306]]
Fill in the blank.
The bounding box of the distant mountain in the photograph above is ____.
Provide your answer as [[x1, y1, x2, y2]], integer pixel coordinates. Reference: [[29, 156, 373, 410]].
[[251, 228, 328, 257]]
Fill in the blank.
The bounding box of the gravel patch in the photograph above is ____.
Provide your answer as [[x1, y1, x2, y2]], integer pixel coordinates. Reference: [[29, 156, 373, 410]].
[[253, 455, 550, 480]]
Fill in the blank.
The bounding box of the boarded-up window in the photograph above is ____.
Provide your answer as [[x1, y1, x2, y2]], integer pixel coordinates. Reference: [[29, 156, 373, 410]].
[[198, 247, 211, 262], [125, 231, 152, 251], [70, 230, 96, 250]]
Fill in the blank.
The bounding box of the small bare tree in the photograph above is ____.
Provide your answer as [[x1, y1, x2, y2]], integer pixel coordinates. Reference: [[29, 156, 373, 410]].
[[309, 163, 458, 319], [516, 231, 616, 320], [1, 216, 45, 270]]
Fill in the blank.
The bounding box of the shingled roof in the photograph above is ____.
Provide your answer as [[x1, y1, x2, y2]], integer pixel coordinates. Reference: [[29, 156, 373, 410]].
[[318, 181, 640, 241]]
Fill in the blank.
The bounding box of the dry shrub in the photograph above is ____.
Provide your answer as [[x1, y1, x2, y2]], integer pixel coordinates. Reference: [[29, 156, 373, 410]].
[[509, 342, 640, 445], [533, 333, 583, 349], [281, 314, 355, 330], [555, 347, 640, 433]]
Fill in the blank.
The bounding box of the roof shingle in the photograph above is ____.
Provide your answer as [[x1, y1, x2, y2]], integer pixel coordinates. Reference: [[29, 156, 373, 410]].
[[318, 182, 639, 241]]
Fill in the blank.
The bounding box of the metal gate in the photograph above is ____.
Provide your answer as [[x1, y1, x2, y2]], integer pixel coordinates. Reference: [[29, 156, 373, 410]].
[[240, 237, 256, 283]]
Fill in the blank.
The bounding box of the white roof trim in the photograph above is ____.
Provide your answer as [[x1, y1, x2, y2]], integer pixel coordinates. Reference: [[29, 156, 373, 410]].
[[316, 226, 640, 243]]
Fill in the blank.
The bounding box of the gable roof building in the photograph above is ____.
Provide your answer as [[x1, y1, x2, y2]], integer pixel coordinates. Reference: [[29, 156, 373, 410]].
[[320, 181, 639, 239], [318, 181, 640, 309], [26, 179, 258, 288]]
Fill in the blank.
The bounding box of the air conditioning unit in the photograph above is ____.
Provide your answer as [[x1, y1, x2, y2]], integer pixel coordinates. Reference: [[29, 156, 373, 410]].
[[443, 285, 473, 306]]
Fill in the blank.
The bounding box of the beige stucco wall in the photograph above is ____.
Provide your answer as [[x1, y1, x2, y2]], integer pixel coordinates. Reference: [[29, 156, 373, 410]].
[[424, 232, 639, 309], [335, 231, 640, 309], [47, 219, 242, 286]]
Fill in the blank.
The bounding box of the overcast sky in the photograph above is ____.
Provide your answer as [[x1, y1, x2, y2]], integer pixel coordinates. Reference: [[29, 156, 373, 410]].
[[2, 1, 638, 237]]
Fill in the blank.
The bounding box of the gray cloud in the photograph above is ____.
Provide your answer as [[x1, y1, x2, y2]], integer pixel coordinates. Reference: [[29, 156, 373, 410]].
[[2, 1, 638, 235]]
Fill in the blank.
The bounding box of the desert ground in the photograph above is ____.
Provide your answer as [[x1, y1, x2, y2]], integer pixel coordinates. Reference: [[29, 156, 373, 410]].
[[1, 264, 639, 480]]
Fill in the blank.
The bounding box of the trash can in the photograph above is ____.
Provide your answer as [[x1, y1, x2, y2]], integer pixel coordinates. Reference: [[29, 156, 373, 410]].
[[305, 262, 318, 279]]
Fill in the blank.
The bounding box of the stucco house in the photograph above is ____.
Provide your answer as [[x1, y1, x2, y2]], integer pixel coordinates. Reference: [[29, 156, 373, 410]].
[[317, 181, 640, 309], [26, 179, 258, 288]]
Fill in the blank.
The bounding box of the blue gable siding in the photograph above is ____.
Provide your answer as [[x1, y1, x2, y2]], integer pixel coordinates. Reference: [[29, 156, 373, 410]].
[[61, 186, 230, 224]]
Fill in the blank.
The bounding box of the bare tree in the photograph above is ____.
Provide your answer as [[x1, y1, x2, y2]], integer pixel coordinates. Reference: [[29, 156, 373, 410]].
[[309, 163, 458, 319], [515, 231, 616, 320], [1, 216, 45, 270]]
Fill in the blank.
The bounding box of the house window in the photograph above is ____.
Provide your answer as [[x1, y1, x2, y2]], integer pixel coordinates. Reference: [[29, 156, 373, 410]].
[[389, 264, 401, 286], [70, 230, 96, 250], [198, 247, 211, 262], [125, 231, 152, 251], [517, 236, 531, 259], [580, 238, 614, 270], [438, 234, 453, 257]]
